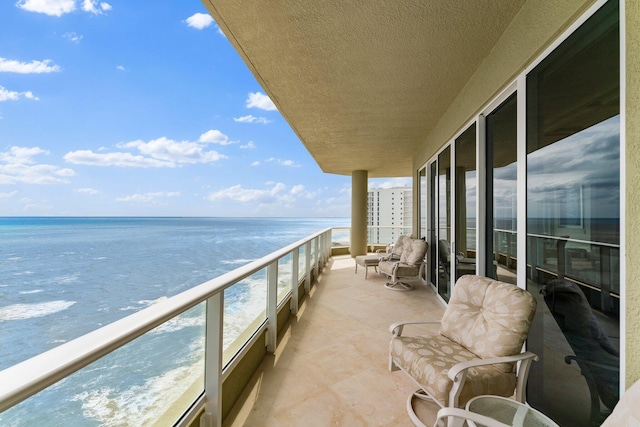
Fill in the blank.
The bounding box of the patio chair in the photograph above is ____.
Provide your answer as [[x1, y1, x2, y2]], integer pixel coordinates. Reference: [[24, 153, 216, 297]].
[[542, 279, 619, 426], [438, 239, 475, 282], [389, 275, 538, 426], [378, 237, 428, 291], [354, 235, 410, 279]]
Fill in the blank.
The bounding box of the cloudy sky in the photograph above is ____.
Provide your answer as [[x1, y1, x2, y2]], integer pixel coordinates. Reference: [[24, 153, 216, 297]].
[[0, 0, 409, 217]]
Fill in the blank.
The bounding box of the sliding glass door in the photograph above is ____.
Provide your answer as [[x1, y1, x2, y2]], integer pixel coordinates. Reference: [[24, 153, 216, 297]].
[[436, 146, 451, 300], [453, 124, 477, 280], [525, 2, 620, 425], [485, 94, 517, 284]]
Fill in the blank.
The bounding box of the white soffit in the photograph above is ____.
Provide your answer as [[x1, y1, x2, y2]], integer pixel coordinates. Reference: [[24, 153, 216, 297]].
[[202, 0, 526, 177]]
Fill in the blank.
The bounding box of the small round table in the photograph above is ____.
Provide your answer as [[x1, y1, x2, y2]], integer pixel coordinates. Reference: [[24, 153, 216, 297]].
[[466, 395, 559, 427]]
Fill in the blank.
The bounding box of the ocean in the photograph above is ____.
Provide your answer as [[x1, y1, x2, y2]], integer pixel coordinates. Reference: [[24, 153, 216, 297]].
[[0, 217, 349, 426]]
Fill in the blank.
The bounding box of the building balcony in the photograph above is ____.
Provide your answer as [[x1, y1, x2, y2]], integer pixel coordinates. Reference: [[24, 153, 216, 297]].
[[223, 254, 445, 427]]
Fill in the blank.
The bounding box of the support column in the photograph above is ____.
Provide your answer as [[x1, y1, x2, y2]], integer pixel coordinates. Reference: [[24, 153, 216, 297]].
[[351, 170, 368, 257]]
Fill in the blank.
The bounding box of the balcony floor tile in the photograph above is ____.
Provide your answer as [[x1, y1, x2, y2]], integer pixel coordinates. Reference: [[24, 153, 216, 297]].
[[223, 255, 446, 427]]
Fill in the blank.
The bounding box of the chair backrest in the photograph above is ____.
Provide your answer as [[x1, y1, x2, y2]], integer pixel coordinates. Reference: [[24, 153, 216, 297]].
[[439, 275, 537, 372], [398, 238, 428, 266], [388, 235, 410, 258], [438, 239, 451, 264]]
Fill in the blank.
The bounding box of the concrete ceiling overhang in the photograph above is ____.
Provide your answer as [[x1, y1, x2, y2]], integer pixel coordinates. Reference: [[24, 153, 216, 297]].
[[202, 0, 526, 177]]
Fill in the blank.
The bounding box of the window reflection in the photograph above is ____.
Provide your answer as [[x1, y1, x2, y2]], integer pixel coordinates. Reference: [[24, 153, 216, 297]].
[[437, 147, 451, 300], [526, 1, 619, 425], [486, 94, 517, 284], [453, 124, 477, 280]]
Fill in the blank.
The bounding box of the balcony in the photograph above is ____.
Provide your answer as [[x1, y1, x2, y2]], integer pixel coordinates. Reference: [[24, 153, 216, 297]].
[[0, 227, 444, 427], [223, 254, 445, 426]]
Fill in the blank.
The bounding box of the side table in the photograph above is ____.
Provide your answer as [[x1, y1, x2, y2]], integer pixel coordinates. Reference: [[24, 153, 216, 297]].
[[465, 395, 559, 427]]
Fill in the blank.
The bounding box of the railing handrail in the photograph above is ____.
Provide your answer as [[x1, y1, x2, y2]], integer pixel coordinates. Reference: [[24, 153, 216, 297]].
[[526, 232, 620, 249], [0, 227, 332, 414]]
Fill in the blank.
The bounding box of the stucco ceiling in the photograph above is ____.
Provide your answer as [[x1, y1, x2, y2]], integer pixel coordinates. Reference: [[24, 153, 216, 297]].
[[202, 0, 526, 177]]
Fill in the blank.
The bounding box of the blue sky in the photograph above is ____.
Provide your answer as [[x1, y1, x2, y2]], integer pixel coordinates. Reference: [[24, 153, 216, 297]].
[[0, 0, 409, 217]]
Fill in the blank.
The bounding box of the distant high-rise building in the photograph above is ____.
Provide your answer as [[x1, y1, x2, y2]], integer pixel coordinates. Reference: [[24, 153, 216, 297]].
[[367, 186, 412, 245]]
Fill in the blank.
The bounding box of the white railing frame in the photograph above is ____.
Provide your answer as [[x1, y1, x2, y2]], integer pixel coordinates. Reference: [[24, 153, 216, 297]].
[[0, 228, 334, 427]]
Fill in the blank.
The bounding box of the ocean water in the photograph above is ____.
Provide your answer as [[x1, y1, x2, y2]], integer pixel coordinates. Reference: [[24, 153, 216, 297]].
[[0, 217, 348, 426]]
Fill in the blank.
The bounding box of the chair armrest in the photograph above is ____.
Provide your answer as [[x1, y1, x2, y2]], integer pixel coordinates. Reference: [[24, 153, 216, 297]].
[[448, 351, 539, 382], [435, 407, 511, 427], [389, 320, 441, 336]]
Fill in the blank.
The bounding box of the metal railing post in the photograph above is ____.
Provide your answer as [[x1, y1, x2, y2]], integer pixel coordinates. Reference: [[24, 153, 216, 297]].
[[201, 293, 223, 427], [291, 248, 300, 314], [266, 261, 278, 353], [304, 241, 312, 293]]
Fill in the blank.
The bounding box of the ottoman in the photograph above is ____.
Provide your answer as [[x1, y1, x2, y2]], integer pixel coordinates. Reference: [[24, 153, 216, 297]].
[[355, 254, 382, 278]]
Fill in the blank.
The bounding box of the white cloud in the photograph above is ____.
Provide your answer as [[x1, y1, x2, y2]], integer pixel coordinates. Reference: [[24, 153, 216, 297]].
[[0, 146, 75, 184], [76, 187, 98, 194], [64, 150, 174, 168], [198, 129, 236, 145], [120, 137, 226, 163], [265, 157, 300, 167], [0, 85, 39, 102], [246, 92, 277, 111], [82, 0, 110, 14], [116, 65, 125, 71], [185, 13, 214, 30], [234, 115, 272, 124], [65, 136, 227, 168], [207, 183, 286, 203], [291, 185, 304, 195], [250, 161, 260, 166], [0, 146, 49, 164], [116, 192, 180, 204], [241, 141, 256, 149], [63, 32, 83, 43], [0, 191, 18, 198], [0, 57, 61, 73], [16, 0, 76, 16]]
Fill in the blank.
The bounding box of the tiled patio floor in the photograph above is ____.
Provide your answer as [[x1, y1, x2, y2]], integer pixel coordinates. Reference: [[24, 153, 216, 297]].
[[223, 255, 447, 427]]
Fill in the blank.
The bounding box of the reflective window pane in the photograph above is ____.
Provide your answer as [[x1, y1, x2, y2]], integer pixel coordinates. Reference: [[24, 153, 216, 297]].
[[526, 1, 620, 425], [437, 146, 451, 300], [486, 94, 517, 284], [454, 124, 477, 280]]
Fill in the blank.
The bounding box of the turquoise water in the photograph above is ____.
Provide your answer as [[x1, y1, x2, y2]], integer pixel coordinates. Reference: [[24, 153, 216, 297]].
[[0, 217, 348, 426]]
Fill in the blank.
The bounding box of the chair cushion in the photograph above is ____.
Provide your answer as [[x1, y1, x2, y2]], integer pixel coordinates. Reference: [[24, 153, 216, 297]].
[[399, 239, 428, 265], [378, 261, 419, 277], [390, 235, 409, 258], [355, 254, 382, 266], [390, 333, 517, 407], [439, 275, 536, 373]]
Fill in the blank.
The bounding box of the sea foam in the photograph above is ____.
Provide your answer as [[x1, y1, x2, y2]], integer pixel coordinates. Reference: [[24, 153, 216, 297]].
[[0, 300, 76, 321]]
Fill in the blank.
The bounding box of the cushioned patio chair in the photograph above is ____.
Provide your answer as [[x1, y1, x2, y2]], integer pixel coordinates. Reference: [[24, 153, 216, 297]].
[[438, 239, 476, 282], [542, 279, 619, 426], [354, 235, 410, 279], [378, 237, 428, 291], [389, 275, 538, 427]]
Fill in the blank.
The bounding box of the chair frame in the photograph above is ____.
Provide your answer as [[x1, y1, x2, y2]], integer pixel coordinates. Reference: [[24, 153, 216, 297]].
[[389, 320, 538, 427], [380, 257, 426, 291], [435, 407, 512, 427]]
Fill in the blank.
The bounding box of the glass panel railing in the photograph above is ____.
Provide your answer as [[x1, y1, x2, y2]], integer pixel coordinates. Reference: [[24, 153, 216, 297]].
[[0, 303, 206, 426], [0, 227, 334, 426], [223, 271, 267, 366], [298, 245, 306, 282], [527, 234, 620, 297], [331, 227, 350, 247], [277, 254, 293, 304]]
